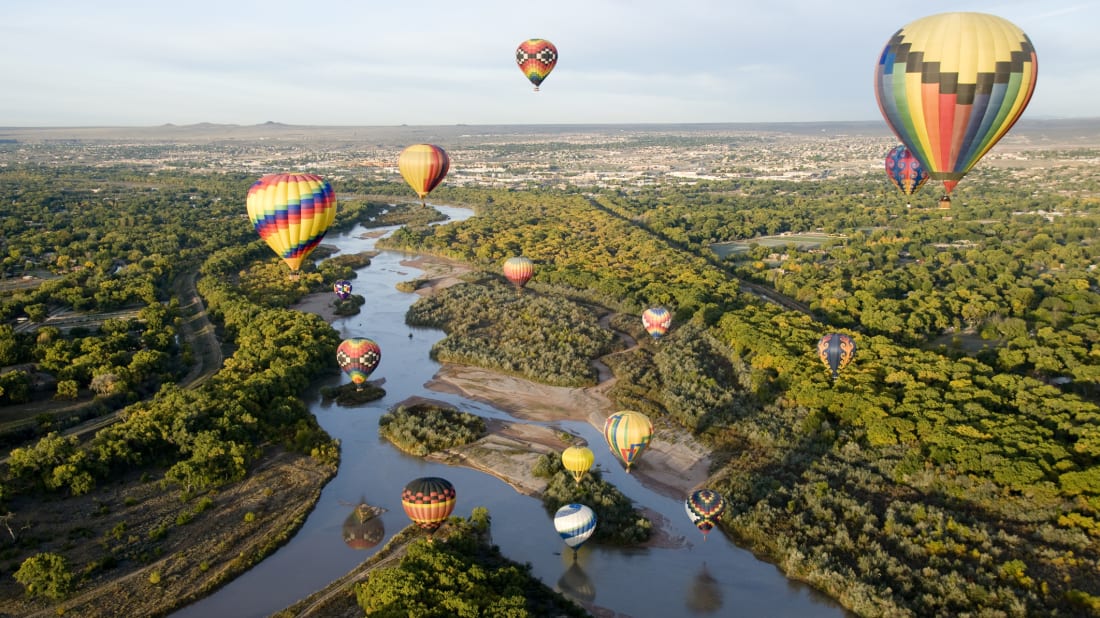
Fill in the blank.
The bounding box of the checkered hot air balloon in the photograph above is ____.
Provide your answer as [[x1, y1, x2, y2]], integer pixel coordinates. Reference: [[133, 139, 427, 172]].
[[333, 280, 352, 300], [246, 173, 337, 276], [874, 12, 1037, 206], [401, 477, 456, 535], [336, 338, 381, 390], [685, 489, 726, 540], [516, 39, 558, 91]]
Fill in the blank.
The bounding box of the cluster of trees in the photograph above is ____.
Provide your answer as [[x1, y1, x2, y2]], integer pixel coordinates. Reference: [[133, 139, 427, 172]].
[[384, 180, 1100, 615], [378, 403, 486, 456], [355, 509, 589, 617], [533, 453, 652, 545], [406, 277, 615, 387]]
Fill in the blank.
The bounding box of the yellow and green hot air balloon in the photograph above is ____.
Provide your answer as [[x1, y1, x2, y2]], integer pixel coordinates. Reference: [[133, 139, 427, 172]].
[[603, 411, 653, 473], [246, 173, 337, 276], [874, 12, 1037, 206], [398, 144, 450, 205], [561, 446, 594, 484]]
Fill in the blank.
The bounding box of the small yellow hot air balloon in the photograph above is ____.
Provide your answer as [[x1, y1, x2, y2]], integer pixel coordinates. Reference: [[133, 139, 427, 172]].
[[561, 446, 594, 484]]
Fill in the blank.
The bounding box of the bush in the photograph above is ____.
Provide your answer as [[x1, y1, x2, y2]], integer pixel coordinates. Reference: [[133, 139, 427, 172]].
[[14, 552, 74, 601]]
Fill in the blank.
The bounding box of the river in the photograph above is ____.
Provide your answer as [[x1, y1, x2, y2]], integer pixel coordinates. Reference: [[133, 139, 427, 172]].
[[173, 205, 847, 618]]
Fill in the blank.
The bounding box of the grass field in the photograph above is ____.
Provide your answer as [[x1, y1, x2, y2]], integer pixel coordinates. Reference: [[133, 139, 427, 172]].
[[710, 233, 841, 258]]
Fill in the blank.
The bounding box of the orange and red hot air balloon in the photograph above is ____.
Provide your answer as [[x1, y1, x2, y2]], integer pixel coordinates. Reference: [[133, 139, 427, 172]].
[[246, 173, 337, 277], [874, 12, 1037, 206], [516, 39, 558, 91], [398, 144, 450, 205], [502, 256, 534, 291], [401, 477, 456, 536]]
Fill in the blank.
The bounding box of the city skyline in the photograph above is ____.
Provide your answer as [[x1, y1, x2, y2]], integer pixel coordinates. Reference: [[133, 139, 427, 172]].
[[2, 0, 1097, 127]]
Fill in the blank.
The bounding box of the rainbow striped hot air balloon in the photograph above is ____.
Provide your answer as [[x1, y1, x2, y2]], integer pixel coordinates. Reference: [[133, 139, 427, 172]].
[[246, 173, 337, 276], [642, 307, 672, 340], [685, 489, 726, 540], [502, 256, 534, 291], [817, 333, 856, 381], [401, 477, 456, 535], [874, 12, 1037, 205], [603, 411, 653, 473], [554, 503, 596, 556], [516, 39, 558, 91], [336, 338, 381, 390], [561, 446, 594, 485], [398, 144, 449, 205]]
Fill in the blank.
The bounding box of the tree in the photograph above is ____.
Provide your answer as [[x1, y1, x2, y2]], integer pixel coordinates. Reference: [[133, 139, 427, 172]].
[[14, 552, 74, 601], [55, 379, 79, 400]]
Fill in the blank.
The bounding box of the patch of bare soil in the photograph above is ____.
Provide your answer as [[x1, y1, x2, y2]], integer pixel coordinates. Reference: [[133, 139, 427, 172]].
[[0, 448, 335, 617]]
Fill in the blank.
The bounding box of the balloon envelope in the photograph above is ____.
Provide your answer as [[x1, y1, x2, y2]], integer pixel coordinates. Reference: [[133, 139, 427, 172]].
[[817, 333, 856, 380], [561, 446, 594, 484], [603, 411, 653, 472], [554, 503, 596, 550], [685, 489, 726, 537], [502, 257, 534, 289], [246, 173, 337, 273], [401, 477, 456, 532], [874, 12, 1037, 197], [516, 39, 558, 90], [398, 144, 450, 202], [333, 280, 352, 300], [884, 145, 929, 197], [642, 307, 672, 339], [337, 338, 381, 385]]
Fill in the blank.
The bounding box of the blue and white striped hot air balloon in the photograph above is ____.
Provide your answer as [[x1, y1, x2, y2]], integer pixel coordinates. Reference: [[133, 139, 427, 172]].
[[554, 503, 596, 556]]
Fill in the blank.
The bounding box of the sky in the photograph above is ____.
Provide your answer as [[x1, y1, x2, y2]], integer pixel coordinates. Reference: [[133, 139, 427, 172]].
[[1, 0, 1097, 127]]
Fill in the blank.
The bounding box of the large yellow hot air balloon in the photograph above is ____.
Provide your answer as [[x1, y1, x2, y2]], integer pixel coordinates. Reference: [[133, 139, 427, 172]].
[[561, 446, 594, 484], [246, 173, 337, 276], [398, 144, 450, 205], [603, 411, 653, 473], [874, 12, 1037, 205]]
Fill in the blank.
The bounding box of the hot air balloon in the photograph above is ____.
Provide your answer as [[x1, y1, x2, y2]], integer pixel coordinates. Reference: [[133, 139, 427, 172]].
[[554, 503, 596, 556], [685, 489, 726, 540], [246, 173, 337, 277], [884, 145, 929, 201], [642, 307, 672, 340], [333, 280, 352, 300], [342, 503, 386, 550], [561, 446, 594, 485], [603, 411, 653, 473], [817, 333, 856, 380], [874, 12, 1038, 206], [401, 477, 456, 535], [516, 39, 558, 91], [337, 338, 381, 390], [502, 256, 534, 291], [398, 144, 450, 205]]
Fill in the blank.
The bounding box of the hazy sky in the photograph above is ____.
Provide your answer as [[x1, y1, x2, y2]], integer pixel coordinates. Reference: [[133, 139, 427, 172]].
[[2, 0, 1096, 126]]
